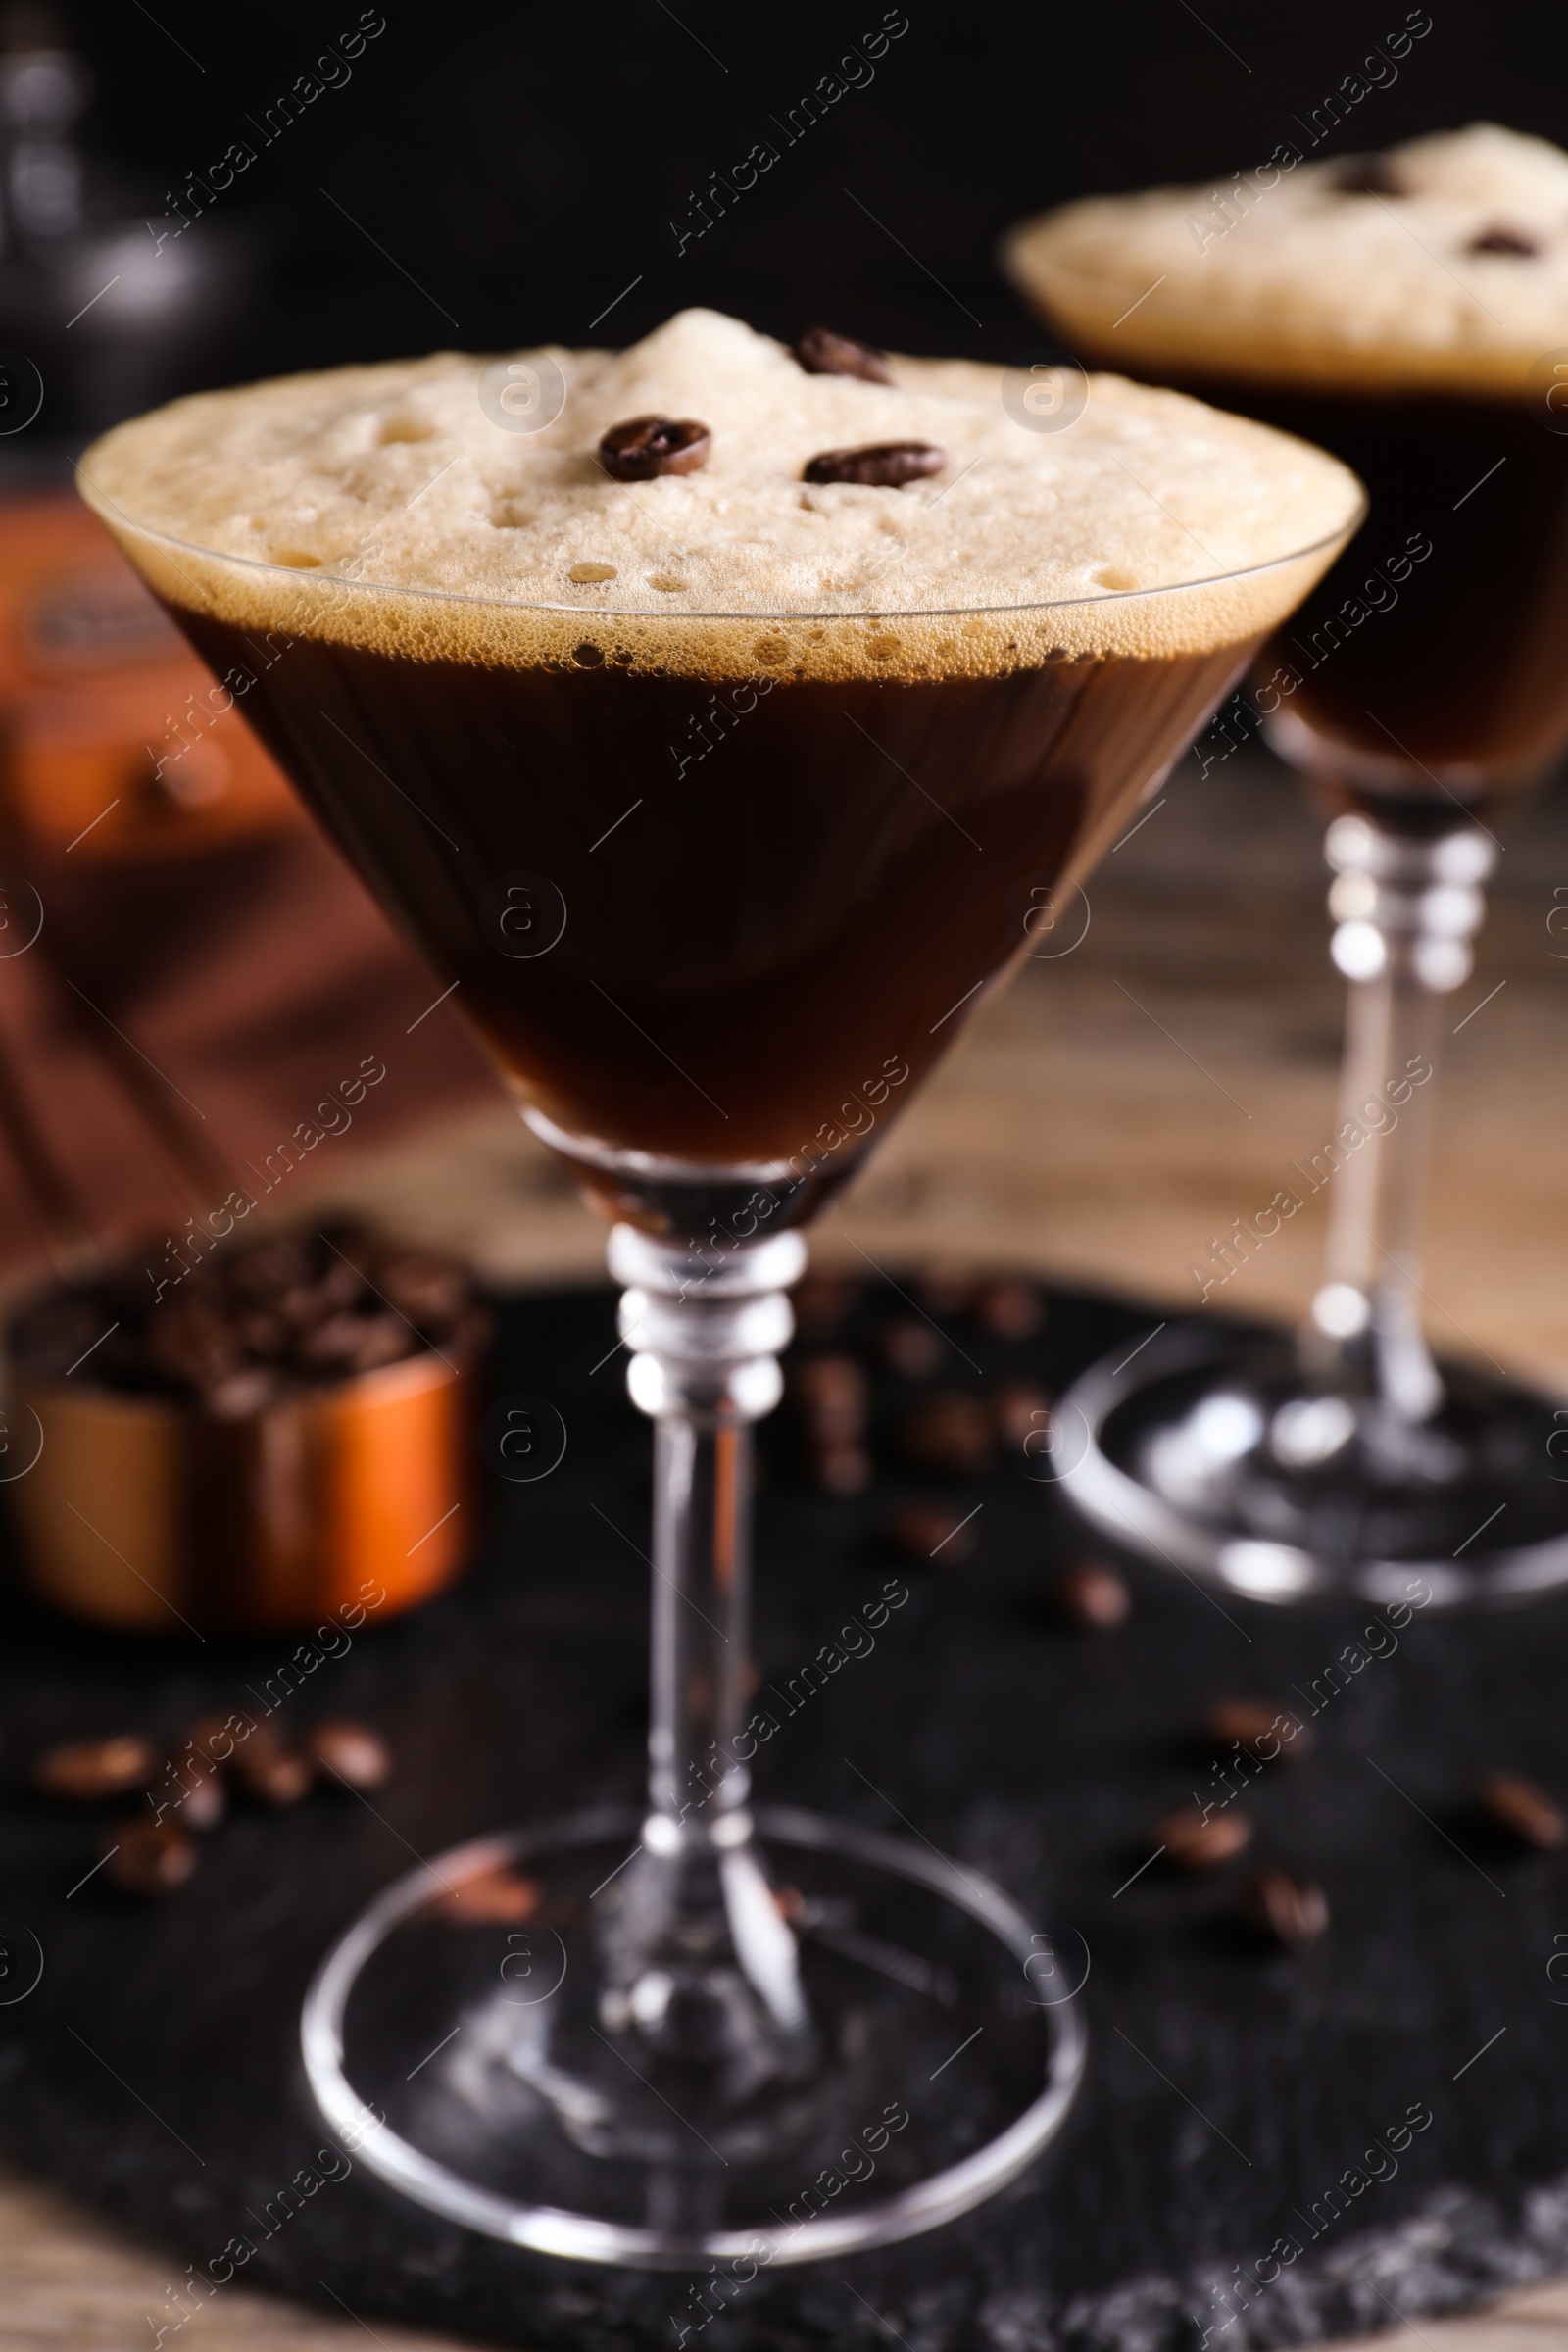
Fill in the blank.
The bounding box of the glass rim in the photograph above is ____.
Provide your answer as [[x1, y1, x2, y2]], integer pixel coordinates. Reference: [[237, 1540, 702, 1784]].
[[78, 472, 1366, 625]]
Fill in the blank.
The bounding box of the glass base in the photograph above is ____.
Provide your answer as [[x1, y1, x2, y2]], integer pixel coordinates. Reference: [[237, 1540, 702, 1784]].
[[1058, 1321, 1568, 1606], [301, 1805, 1085, 2269]]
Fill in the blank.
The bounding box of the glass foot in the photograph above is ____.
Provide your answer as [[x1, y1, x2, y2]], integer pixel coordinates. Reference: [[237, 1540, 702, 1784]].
[[1058, 1321, 1568, 1606], [301, 1805, 1085, 2269]]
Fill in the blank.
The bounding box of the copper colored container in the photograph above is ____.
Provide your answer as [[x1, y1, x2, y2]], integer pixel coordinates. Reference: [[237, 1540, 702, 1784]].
[[8, 1346, 482, 1635]]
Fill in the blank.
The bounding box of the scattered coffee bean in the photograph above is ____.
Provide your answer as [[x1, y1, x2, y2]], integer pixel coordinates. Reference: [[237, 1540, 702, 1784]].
[[186, 1712, 243, 1767], [916, 1265, 982, 1316], [1201, 1699, 1313, 1763], [599, 416, 711, 481], [805, 1439, 873, 1497], [791, 1272, 862, 1340], [1477, 1770, 1566, 1850], [787, 1354, 869, 1441], [438, 1865, 543, 1924], [882, 1502, 977, 1564], [1240, 1866, 1329, 1949], [793, 325, 893, 383], [1050, 1559, 1131, 1629], [235, 1716, 293, 1770], [1332, 155, 1406, 195], [1468, 225, 1540, 256], [106, 1817, 199, 1897], [803, 441, 945, 488], [307, 1719, 394, 1792], [974, 1278, 1045, 1339], [235, 1746, 314, 1807], [164, 1754, 226, 1832], [871, 1317, 945, 1378], [991, 1381, 1054, 1452], [33, 1734, 159, 1802], [1155, 1805, 1253, 1869], [900, 1392, 999, 1478]]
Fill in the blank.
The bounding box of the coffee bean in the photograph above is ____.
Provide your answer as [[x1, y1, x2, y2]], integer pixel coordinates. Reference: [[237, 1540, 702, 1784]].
[[792, 326, 893, 383], [106, 1817, 198, 1897], [916, 1265, 982, 1316], [1050, 1560, 1131, 1628], [375, 1251, 470, 1324], [790, 1272, 862, 1340], [1468, 226, 1539, 256], [295, 1311, 411, 1377], [599, 416, 710, 481], [1332, 155, 1406, 195], [900, 1392, 998, 1478], [1240, 1866, 1329, 1949], [974, 1279, 1044, 1339], [33, 1735, 159, 1802], [1201, 1699, 1314, 1762], [164, 1754, 226, 1832], [186, 1713, 242, 1767], [307, 1719, 393, 1792], [805, 1439, 873, 1497], [1155, 1805, 1253, 1869], [787, 1353, 869, 1440], [803, 441, 945, 488], [230, 1235, 314, 1302], [882, 1502, 977, 1564], [230, 1714, 289, 1766], [991, 1381, 1054, 1452], [871, 1318, 945, 1378], [235, 1747, 314, 1806], [1477, 1770, 1566, 1850]]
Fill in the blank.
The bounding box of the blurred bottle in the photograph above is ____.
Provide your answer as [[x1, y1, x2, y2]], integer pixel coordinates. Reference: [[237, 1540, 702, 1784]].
[[0, 2, 255, 456]]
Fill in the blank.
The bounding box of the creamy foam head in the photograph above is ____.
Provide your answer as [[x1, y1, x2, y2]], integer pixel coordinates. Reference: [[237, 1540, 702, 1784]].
[[80, 309, 1358, 678], [1004, 124, 1568, 397]]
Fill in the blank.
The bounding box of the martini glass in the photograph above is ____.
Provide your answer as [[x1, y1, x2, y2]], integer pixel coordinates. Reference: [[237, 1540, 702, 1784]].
[[85, 488, 1351, 2265], [1009, 259, 1568, 1604]]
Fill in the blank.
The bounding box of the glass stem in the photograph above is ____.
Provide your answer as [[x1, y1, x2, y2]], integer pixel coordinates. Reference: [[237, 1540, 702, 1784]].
[[1303, 810, 1494, 1421], [600, 1222, 814, 2072]]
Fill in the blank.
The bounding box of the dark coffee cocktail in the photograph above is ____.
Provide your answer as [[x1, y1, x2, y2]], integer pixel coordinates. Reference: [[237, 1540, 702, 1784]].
[[1006, 124, 1568, 807], [83, 311, 1358, 1201]]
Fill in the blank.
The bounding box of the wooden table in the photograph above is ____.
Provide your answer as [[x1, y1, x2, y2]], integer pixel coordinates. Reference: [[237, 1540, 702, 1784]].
[[9, 746, 1568, 2349]]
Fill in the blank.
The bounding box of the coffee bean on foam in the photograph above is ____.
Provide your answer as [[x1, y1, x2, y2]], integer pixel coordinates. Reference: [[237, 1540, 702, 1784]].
[[803, 440, 945, 486], [598, 416, 711, 480], [793, 326, 893, 383]]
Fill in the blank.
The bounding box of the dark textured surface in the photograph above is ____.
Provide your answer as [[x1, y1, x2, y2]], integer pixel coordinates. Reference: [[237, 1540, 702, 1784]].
[[4, 1278, 1568, 2351]]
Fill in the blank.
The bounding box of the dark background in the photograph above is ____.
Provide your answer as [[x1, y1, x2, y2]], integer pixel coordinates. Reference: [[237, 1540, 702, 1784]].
[[27, 0, 1568, 414]]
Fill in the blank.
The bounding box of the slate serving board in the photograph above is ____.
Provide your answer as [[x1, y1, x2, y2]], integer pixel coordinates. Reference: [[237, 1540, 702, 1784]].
[[4, 1276, 1568, 2352]]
